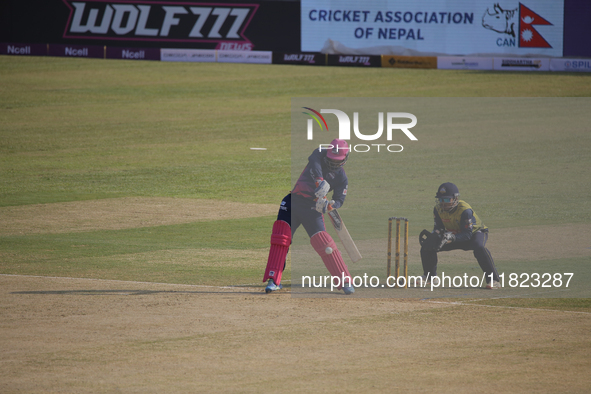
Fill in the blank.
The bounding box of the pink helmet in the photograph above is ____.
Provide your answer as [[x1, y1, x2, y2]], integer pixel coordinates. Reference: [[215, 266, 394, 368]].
[[324, 139, 349, 170], [326, 139, 349, 160]]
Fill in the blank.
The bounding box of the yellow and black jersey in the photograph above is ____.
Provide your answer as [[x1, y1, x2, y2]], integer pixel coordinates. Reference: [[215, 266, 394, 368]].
[[433, 200, 487, 242]]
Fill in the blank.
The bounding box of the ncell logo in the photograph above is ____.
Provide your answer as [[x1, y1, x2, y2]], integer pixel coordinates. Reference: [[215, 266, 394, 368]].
[[482, 2, 553, 48], [62, 0, 258, 47], [303, 107, 417, 153]]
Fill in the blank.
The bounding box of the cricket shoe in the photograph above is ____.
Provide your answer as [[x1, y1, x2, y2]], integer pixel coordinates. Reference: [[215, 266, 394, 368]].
[[416, 275, 430, 287], [343, 286, 355, 295], [415, 275, 439, 287], [265, 279, 283, 294], [485, 280, 501, 290]]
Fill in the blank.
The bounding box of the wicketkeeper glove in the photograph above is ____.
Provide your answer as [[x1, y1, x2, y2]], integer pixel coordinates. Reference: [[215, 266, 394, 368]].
[[419, 230, 455, 252], [419, 230, 442, 251], [438, 232, 456, 251]]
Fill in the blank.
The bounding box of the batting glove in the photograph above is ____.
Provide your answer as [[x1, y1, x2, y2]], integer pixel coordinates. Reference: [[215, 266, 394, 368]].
[[314, 180, 330, 199], [315, 198, 334, 214]]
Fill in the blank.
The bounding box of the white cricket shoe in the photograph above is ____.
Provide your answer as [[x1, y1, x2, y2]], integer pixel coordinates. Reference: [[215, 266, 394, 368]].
[[485, 280, 501, 290], [416, 275, 431, 287], [415, 275, 439, 287]]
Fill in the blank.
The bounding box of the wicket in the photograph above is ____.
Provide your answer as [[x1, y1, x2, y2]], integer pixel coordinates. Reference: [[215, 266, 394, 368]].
[[387, 217, 409, 288]]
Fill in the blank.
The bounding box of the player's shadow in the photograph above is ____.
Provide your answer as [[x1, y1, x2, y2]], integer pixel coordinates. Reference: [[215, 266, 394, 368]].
[[11, 287, 273, 296]]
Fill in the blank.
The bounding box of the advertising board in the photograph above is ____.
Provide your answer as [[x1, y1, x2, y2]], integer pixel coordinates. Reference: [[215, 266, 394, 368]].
[[160, 48, 215, 61], [217, 49, 271, 63], [550, 58, 591, 72], [383, 55, 436, 69], [302, 0, 564, 57], [48, 43, 104, 58], [493, 57, 550, 71], [326, 54, 381, 67], [272, 53, 326, 66], [437, 56, 493, 70], [0, 43, 47, 56], [0, 0, 300, 52], [106, 46, 161, 60]]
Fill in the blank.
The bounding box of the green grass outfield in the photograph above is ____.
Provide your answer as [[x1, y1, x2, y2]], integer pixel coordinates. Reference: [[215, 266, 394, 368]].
[[1, 56, 590, 308]]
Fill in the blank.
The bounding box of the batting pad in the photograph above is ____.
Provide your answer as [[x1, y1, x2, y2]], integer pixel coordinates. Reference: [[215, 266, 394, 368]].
[[263, 220, 291, 284], [310, 231, 352, 289]]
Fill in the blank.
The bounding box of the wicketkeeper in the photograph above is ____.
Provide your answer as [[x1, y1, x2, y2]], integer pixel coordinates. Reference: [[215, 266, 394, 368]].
[[419, 182, 501, 289], [263, 139, 355, 295]]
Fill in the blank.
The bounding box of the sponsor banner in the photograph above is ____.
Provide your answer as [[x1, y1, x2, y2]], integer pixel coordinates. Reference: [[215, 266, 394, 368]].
[[161, 48, 216, 62], [1, 0, 299, 52], [48, 43, 104, 58], [302, 0, 564, 57], [3, 0, 298, 52], [106, 46, 160, 60], [61, 1, 258, 47], [217, 50, 272, 63], [437, 56, 493, 70], [1, 43, 47, 56], [382, 55, 436, 69], [273, 52, 326, 66], [493, 57, 550, 71], [327, 54, 381, 67], [550, 58, 591, 72]]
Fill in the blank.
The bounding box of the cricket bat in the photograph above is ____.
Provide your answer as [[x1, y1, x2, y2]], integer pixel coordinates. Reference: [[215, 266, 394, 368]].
[[327, 209, 362, 263]]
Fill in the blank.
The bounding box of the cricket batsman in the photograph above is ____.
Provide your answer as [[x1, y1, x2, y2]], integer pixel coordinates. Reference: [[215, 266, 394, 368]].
[[263, 139, 355, 295], [419, 182, 501, 289]]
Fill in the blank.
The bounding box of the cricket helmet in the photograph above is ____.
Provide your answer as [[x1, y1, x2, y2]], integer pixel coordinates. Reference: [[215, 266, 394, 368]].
[[324, 139, 349, 171], [435, 182, 460, 212]]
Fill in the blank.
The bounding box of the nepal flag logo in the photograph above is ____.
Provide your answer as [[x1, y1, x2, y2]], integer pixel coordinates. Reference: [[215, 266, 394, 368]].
[[518, 3, 552, 48], [482, 2, 553, 48]]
